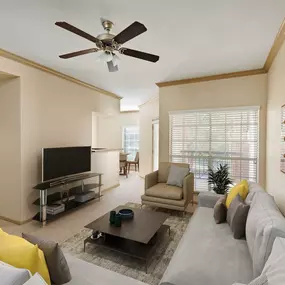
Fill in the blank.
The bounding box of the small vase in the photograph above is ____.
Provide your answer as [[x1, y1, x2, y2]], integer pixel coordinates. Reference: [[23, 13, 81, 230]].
[[109, 211, 116, 225], [115, 213, 122, 227]]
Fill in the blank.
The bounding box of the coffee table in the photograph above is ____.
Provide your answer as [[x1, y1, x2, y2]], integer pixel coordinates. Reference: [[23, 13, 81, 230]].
[[84, 205, 170, 273]]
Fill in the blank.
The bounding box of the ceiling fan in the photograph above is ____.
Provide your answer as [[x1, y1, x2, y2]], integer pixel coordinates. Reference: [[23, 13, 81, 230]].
[[55, 18, 159, 72]]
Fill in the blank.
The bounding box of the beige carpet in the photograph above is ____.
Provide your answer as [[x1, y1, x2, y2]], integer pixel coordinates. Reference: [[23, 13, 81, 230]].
[[60, 203, 191, 285]]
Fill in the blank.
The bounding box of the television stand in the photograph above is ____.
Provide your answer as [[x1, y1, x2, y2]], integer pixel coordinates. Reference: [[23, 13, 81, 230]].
[[33, 172, 102, 226]]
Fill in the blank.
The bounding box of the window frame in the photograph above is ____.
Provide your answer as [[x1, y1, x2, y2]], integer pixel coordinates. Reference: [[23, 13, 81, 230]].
[[169, 106, 260, 191]]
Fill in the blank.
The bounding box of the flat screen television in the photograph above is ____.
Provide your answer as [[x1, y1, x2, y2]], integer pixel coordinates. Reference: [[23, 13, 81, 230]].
[[42, 146, 91, 181]]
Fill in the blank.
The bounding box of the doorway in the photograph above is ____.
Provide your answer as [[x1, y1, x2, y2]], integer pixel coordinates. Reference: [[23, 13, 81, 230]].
[[152, 119, 159, 171]]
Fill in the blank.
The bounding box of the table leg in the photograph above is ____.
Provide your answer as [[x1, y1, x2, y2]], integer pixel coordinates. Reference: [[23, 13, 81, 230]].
[[40, 189, 47, 226], [99, 175, 102, 201]]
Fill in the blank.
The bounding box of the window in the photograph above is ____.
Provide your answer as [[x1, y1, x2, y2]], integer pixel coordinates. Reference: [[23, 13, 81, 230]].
[[123, 126, 139, 161], [169, 107, 259, 192]]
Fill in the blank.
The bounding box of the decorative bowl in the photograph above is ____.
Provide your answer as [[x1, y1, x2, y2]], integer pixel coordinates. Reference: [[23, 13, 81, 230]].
[[118, 209, 134, 220]]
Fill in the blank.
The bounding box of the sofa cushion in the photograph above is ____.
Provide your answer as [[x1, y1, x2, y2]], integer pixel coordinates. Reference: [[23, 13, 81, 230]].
[[226, 180, 249, 208], [22, 233, 71, 285], [246, 192, 285, 277], [213, 196, 227, 224], [0, 230, 50, 285], [146, 183, 183, 200], [242, 238, 285, 285], [167, 165, 189, 188], [24, 273, 47, 285], [160, 207, 253, 285], [245, 182, 264, 204], [227, 194, 250, 239], [0, 261, 31, 285]]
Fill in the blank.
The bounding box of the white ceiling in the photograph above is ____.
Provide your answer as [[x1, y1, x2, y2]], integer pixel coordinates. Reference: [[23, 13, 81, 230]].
[[0, 0, 285, 110]]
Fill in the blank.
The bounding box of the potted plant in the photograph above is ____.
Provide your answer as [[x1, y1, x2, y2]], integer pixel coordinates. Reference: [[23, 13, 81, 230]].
[[208, 164, 233, 194]]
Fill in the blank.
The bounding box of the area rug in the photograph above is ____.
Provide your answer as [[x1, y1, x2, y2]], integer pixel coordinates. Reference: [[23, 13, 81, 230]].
[[60, 203, 191, 285]]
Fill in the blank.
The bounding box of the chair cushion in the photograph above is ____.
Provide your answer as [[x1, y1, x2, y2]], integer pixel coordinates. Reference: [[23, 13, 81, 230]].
[[141, 195, 186, 207], [145, 183, 183, 200], [167, 165, 189, 187], [246, 192, 285, 277], [158, 162, 189, 183]]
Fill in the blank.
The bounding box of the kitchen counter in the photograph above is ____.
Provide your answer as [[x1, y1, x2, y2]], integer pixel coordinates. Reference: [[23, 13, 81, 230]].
[[91, 149, 121, 191]]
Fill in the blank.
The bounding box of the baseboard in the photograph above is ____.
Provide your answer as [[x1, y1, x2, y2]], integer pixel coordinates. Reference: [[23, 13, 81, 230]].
[[0, 216, 33, 225], [102, 183, 120, 192]]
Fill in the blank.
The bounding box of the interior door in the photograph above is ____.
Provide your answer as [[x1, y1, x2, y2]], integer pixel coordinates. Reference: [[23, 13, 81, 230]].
[[152, 119, 159, 171]]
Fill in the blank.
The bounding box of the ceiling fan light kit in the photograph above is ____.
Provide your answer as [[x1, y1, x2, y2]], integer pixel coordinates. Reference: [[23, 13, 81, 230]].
[[55, 18, 159, 72]]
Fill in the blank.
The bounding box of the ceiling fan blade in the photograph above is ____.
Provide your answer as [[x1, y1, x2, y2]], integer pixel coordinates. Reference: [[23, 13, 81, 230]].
[[120, 48, 159, 63], [107, 61, 119, 72], [59, 48, 98, 59], [55, 21, 101, 45], [113, 21, 147, 44]]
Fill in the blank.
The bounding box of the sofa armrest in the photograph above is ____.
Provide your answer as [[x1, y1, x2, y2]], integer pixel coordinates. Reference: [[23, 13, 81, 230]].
[[198, 192, 224, 208], [145, 170, 158, 191], [183, 173, 194, 204]]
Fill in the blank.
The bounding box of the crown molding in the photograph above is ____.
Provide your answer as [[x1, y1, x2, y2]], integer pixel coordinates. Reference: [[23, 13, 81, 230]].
[[156, 69, 266, 88], [0, 49, 122, 100], [139, 96, 159, 108], [264, 18, 285, 72]]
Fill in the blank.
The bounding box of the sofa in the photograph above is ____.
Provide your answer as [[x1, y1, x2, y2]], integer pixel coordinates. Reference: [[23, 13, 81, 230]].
[[4, 182, 285, 285], [160, 182, 285, 285], [141, 162, 194, 212]]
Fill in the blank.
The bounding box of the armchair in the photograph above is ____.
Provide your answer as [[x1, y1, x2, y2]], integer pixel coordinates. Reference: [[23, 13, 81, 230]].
[[141, 162, 194, 212]]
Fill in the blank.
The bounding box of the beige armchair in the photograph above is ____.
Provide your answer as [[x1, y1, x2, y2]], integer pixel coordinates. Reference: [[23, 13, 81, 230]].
[[141, 162, 194, 212]]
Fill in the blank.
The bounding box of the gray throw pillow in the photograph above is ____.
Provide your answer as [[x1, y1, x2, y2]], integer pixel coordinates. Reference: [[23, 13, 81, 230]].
[[227, 194, 250, 239], [213, 196, 227, 224], [22, 233, 71, 284], [166, 164, 189, 187]]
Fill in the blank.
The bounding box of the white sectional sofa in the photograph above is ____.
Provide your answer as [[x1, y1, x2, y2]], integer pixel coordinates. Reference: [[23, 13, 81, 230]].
[[160, 183, 285, 285]]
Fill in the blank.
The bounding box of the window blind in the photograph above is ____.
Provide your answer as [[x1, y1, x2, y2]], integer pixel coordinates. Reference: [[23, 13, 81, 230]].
[[169, 107, 259, 192]]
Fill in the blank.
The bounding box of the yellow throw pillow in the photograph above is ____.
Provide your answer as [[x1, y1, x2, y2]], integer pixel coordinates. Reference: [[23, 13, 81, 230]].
[[0, 231, 51, 285], [226, 180, 249, 208]]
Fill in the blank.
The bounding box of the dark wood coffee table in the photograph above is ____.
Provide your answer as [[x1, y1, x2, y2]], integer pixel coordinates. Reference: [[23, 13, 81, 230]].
[[84, 205, 170, 272]]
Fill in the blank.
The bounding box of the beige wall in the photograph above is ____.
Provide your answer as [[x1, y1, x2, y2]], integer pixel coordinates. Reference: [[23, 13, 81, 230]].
[[0, 56, 120, 222], [159, 74, 268, 187], [0, 78, 21, 221], [266, 41, 285, 214], [139, 98, 159, 177], [97, 114, 121, 149], [97, 111, 140, 149]]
